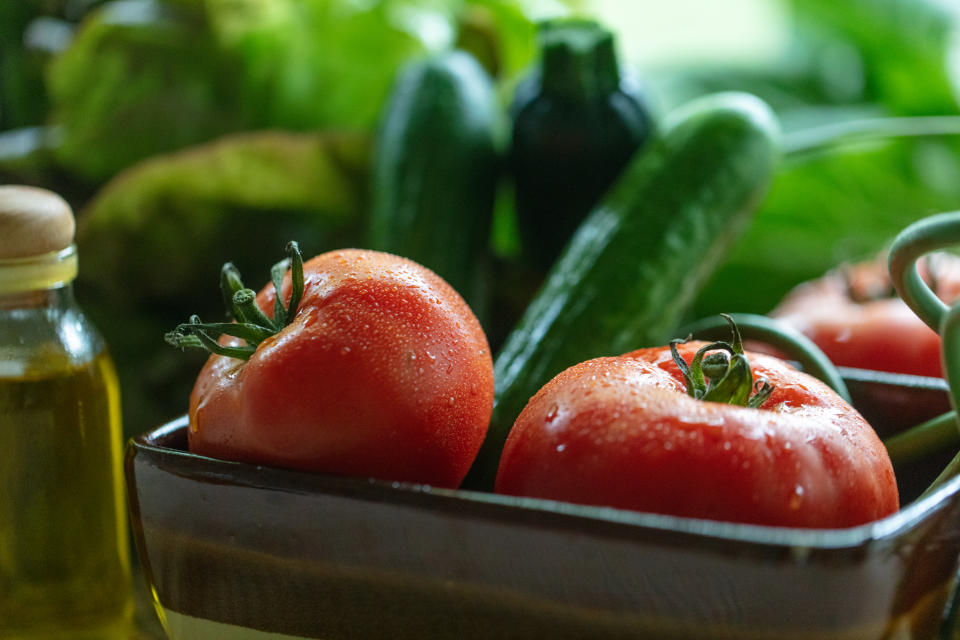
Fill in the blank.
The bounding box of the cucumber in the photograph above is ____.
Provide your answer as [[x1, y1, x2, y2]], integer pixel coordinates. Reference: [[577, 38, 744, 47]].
[[464, 92, 780, 489], [368, 50, 501, 313]]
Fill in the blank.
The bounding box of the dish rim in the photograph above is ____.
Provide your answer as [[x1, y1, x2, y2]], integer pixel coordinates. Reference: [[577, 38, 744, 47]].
[[130, 409, 960, 554]]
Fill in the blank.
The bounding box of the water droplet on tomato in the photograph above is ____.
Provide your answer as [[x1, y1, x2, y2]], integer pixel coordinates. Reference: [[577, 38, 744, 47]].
[[341, 346, 351, 355], [556, 443, 566, 453], [789, 485, 804, 510], [545, 404, 559, 422]]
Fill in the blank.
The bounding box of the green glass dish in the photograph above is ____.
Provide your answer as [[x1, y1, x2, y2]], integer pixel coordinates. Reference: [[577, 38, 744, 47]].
[[126, 369, 960, 640]]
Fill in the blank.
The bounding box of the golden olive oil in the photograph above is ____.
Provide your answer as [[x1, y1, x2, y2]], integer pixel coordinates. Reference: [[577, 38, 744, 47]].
[[0, 350, 132, 639]]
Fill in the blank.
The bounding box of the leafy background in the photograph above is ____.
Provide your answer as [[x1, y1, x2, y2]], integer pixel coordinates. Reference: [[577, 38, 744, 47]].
[[2, 0, 960, 436]]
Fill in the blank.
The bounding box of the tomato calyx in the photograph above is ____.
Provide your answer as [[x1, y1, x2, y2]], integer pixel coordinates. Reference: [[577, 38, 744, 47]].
[[670, 314, 774, 409], [165, 241, 305, 361]]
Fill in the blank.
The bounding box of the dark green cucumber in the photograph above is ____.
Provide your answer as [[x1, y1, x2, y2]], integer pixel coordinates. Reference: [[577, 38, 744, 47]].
[[368, 50, 501, 312], [464, 91, 780, 490], [511, 19, 653, 271]]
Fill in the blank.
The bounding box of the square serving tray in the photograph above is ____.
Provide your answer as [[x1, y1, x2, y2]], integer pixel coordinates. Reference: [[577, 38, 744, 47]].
[[126, 368, 960, 640]]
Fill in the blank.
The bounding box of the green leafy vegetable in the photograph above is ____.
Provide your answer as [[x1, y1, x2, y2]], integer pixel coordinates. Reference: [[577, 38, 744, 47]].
[[47, 0, 244, 181], [787, 0, 960, 116], [45, 0, 471, 182]]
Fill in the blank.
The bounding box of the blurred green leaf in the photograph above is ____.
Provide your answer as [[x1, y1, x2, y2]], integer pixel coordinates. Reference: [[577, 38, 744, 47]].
[[209, 0, 450, 132], [0, 127, 58, 178], [787, 0, 960, 116], [0, 3, 52, 129], [455, 0, 567, 80], [45, 0, 465, 182], [648, 0, 959, 121], [77, 129, 369, 309], [47, 0, 244, 181], [43, 0, 568, 184], [692, 134, 960, 318]]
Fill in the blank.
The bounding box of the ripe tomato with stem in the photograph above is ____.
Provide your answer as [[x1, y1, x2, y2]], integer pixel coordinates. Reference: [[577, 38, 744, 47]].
[[167, 243, 495, 489], [495, 317, 898, 528]]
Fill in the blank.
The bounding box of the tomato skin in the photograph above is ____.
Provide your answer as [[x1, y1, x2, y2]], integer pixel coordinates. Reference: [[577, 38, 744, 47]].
[[771, 254, 960, 378], [495, 343, 898, 528], [188, 249, 494, 489]]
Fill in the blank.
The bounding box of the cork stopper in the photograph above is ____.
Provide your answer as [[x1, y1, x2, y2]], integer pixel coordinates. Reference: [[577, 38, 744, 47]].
[[0, 185, 76, 259]]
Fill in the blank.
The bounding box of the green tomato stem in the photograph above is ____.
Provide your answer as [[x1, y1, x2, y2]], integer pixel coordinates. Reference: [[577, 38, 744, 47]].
[[232, 289, 276, 330], [220, 263, 246, 315], [677, 312, 850, 403], [166, 241, 305, 361], [670, 315, 773, 407]]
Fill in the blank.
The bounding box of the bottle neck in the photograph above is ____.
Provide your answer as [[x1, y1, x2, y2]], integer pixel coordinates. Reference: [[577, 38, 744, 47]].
[[0, 245, 78, 300], [0, 283, 74, 312]]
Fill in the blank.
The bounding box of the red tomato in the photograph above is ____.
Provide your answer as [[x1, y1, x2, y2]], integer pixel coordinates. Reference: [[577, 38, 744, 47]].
[[187, 249, 494, 489], [770, 253, 960, 377], [495, 342, 898, 528]]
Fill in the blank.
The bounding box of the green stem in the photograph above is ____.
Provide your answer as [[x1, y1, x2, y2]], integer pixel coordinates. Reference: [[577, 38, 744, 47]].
[[670, 315, 773, 407], [884, 411, 960, 466], [701, 353, 752, 405], [671, 339, 730, 398], [920, 450, 960, 500], [887, 212, 960, 333], [783, 115, 960, 160], [166, 241, 306, 362], [888, 212, 960, 414], [232, 289, 276, 330], [220, 263, 245, 317], [677, 312, 850, 403], [942, 300, 960, 434], [887, 211, 960, 496]]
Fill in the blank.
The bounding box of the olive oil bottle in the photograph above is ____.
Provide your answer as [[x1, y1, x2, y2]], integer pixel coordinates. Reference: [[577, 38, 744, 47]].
[[0, 186, 131, 639]]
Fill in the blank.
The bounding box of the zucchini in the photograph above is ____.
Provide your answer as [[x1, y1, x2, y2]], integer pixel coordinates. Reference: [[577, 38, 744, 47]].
[[464, 91, 780, 489], [510, 19, 653, 271], [368, 50, 501, 313]]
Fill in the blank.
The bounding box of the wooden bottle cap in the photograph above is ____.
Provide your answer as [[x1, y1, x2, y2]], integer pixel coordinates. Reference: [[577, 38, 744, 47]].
[[0, 185, 76, 259]]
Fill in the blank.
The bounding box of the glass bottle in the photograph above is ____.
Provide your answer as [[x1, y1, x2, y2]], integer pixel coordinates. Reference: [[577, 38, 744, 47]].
[[0, 186, 132, 639]]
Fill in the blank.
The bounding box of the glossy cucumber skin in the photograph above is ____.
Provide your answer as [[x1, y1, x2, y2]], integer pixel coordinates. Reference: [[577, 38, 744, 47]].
[[368, 51, 500, 311], [464, 92, 780, 489]]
